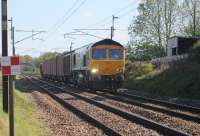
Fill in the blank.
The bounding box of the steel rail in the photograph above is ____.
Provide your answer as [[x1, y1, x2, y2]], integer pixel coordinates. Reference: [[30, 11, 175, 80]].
[[38, 78, 200, 123], [31, 77, 191, 136], [26, 77, 121, 136], [118, 92, 200, 114], [82, 91, 200, 124]]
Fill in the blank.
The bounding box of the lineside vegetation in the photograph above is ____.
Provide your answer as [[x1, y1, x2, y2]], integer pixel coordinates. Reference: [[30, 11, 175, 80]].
[[0, 75, 50, 136], [124, 43, 200, 100]]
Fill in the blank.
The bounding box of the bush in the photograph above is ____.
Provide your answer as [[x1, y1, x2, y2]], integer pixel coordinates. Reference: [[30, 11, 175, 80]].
[[126, 62, 155, 79], [140, 63, 155, 74]]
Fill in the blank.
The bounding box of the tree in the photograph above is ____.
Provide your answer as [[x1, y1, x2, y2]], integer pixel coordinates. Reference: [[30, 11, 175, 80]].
[[129, 0, 178, 46], [128, 0, 178, 61], [126, 42, 136, 62], [163, 0, 179, 41], [181, 0, 200, 37], [20, 55, 35, 72], [126, 41, 165, 61], [33, 52, 60, 68], [21, 55, 33, 63]]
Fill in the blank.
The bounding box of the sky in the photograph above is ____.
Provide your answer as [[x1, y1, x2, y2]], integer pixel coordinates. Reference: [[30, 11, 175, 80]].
[[2, 0, 140, 57]]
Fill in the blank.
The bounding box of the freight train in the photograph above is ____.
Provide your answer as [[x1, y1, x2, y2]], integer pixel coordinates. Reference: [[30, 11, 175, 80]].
[[40, 39, 125, 91]]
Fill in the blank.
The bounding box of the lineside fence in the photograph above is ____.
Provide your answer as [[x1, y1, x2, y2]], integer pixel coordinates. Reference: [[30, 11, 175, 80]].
[[151, 54, 188, 70]]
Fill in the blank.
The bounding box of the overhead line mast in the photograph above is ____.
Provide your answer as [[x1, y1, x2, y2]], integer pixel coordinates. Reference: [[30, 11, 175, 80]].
[[111, 15, 119, 40]]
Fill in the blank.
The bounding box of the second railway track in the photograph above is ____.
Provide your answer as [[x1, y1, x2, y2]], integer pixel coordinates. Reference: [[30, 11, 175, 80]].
[[80, 89, 200, 123], [117, 91, 200, 115], [25, 75, 198, 136]]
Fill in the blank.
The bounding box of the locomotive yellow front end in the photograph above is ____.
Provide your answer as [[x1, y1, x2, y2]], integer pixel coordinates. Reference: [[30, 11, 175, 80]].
[[88, 39, 125, 91]]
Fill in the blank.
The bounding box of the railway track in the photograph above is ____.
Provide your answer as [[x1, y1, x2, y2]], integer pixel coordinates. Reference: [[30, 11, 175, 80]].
[[82, 90, 200, 123], [25, 75, 193, 136], [40, 76, 200, 116], [117, 91, 200, 115], [26, 76, 121, 136], [43, 79, 200, 135], [40, 77, 200, 124]]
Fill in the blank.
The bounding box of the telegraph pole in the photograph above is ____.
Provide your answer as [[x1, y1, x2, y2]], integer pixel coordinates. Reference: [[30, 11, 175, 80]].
[[8, 17, 15, 136], [2, 0, 9, 113], [111, 15, 118, 40], [9, 75, 14, 136]]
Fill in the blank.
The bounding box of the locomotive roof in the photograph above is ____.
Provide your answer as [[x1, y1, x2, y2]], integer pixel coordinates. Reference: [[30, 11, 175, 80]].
[[63, 50, 74, 55], [62, 39, 124, 54], [92, 39, 123, 47]]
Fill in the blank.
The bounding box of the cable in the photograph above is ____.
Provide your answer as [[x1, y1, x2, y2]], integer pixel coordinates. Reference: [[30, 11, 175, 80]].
[[15, 29, 45, 33], [70, 1, 136, 41], [64, 30, 104, 39], [76, 30, 104, 39], [84, 1, 136, 28], [15, 31, 45, 45], [59, 0, 87, 28], [44, 0, 87, 41], [41, 0, 135, 51], [118, 8, 137, 19], [99, 7, 136, 28], [16, 48, 39, 54], [74, 28, 110, 31], [45, 0, 80, 36]]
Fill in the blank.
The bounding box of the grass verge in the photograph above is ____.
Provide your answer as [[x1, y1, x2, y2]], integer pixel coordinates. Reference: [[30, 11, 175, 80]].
[[0, 75, 50, 136]]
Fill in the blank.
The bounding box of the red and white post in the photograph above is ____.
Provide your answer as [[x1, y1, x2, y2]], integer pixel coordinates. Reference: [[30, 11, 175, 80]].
[[2, 56, 21, 136]]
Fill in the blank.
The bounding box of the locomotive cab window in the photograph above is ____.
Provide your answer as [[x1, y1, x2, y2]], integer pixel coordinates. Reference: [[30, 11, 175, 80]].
[[109, 49, 122, 59], [92, 48, 106, 60]]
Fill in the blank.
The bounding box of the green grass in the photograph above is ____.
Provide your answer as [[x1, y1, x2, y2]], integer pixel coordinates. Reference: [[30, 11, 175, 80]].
[[0, 75, 50, 136], [124, 61, 200, 100]]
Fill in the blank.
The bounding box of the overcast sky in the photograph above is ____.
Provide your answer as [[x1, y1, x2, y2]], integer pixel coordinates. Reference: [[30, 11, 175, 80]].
[[1, 0, 140, 57]]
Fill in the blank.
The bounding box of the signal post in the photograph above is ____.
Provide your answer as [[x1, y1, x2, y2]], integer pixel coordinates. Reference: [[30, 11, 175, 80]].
[[2, 0, 9, 113], [2, 56, 21, 136]]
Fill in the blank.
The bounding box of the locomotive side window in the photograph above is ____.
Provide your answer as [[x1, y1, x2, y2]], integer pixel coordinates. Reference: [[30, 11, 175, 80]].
[[73, 54, 76, 65], [109, 49, 122, 59], [92, 48, 106, 60]]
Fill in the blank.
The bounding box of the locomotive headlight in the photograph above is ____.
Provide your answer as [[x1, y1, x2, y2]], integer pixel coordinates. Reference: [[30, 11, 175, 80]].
[[116, 68, 122, 73], [91, 68, 98, 74]]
